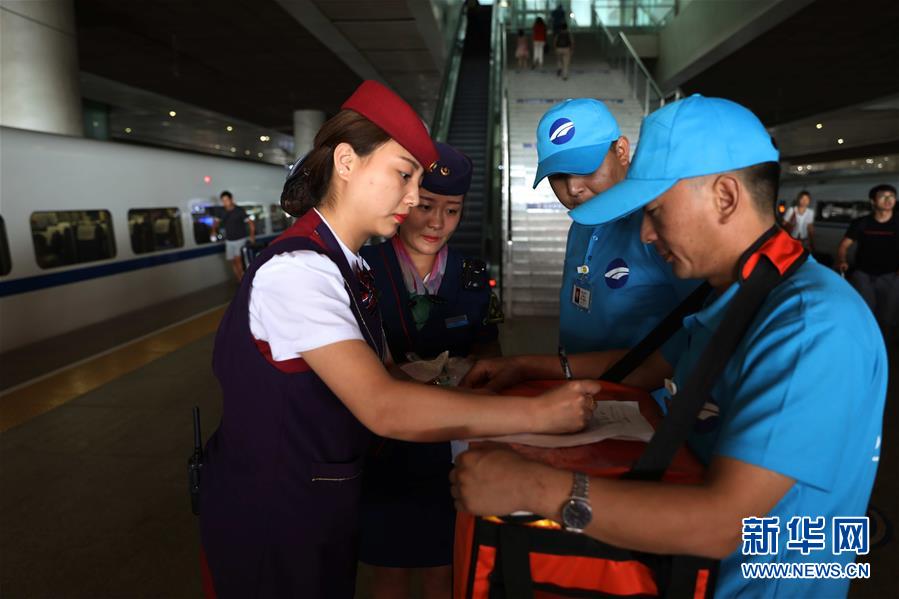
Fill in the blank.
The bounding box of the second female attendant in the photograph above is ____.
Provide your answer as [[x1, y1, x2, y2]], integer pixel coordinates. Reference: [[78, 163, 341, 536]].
[[358, 143, 497, 598]]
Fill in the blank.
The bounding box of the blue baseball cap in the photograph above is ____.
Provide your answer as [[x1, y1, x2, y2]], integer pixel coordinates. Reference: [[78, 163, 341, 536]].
[[569, 94, 779, 225], [533, 99, 621, 189]]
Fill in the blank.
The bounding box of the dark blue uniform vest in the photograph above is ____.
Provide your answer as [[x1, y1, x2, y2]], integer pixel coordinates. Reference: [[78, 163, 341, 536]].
[[357, 241, 497, 568], [360, 241, 497, 361], [200, 210, 383, 598]]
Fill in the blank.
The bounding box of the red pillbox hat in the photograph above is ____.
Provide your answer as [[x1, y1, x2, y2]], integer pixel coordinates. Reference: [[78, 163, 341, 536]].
[[341, 80, 438, 172]]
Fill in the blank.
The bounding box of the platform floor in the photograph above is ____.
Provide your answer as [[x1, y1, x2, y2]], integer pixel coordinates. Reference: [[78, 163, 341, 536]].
[[0, 288, 896, 597]]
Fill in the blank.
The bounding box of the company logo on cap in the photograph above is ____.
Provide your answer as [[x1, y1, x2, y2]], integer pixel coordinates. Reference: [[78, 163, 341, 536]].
[[549, 118, 575, 145], [604, 258, 629, 289]]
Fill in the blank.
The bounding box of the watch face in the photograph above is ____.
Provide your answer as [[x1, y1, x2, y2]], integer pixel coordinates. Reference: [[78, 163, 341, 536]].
[[562, 498, 592, 531]]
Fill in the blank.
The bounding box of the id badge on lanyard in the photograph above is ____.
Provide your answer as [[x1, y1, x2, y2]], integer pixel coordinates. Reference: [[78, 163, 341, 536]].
[[571, 228, 601, 313], [572, 266, 592, 312]]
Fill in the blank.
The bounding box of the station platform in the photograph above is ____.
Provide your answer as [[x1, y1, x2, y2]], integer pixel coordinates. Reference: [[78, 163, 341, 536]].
[[0, 285, 896, 597]]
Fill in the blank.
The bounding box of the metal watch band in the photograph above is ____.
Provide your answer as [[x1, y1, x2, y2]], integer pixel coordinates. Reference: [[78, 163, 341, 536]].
[[572, 471, 589, 500]]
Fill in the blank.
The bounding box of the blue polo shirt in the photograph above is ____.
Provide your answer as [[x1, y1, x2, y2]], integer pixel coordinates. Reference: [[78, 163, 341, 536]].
[[667, 258, 886, 597], [559, 210, 700, 354]]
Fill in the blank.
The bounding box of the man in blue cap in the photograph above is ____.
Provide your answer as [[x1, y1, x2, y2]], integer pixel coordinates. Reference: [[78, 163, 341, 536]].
[[453, 95, 887, 597], [462, 98, 698, 388]]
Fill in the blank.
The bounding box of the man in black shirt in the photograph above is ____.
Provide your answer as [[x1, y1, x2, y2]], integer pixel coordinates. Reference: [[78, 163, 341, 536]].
[[212, 190, 255, 282], [837, 183, 898, 341]]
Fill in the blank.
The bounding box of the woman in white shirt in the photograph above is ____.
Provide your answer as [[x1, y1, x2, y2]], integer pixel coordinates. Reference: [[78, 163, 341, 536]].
[[198, 80, 600, 599], [784, 190, 815, 251]]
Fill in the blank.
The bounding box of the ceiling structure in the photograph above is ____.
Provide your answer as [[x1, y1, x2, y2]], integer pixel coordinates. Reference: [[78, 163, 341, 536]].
[[771, 94, 899, 164], [679, 0, 899, 127], [81, 73, 296, 165], [671, 0, 899, 166], [74, 0, 452, 133], [73, 0, 896, 171]]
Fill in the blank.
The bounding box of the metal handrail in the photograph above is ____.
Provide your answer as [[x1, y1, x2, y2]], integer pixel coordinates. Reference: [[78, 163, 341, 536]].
[[595, 11, 615, 44], [430, 4, 468, 142], [593, 8, 682, 115], [618, 31, 664, 102], [485, 4, 507, 282], [500, 88, 511, 310]]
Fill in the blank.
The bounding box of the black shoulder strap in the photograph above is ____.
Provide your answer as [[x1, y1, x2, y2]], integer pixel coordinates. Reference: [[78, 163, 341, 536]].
[[601, 282, 712, 383], [626, 229, 808, 480]]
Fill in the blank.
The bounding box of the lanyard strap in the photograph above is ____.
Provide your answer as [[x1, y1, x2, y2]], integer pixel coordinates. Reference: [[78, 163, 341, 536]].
[[577, 226, 603, 275]]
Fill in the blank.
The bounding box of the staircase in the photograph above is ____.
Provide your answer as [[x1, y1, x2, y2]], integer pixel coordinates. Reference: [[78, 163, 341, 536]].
[[446, 6, 492, 260], [503, 32, 645, 317]]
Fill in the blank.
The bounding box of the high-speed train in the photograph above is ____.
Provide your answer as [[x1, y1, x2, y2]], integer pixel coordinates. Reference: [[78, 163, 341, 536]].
[[779, 172, 899, 264], [0, 126, 287, 353]]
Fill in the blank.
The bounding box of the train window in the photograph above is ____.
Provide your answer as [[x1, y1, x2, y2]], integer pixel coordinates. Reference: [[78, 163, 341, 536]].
[[30, 210, 116, 269], [0, 215, 11, 276], [128, 208, 184, 254], [192, 203, 266, 244], [191, 206, 220, 245], [815, 201, 871, 224], [243, 204, 267, 236], [270, 204, 295, 233]]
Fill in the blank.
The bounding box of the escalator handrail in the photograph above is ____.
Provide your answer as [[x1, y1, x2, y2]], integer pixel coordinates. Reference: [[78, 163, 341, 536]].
[[431, 3, 468, 142]]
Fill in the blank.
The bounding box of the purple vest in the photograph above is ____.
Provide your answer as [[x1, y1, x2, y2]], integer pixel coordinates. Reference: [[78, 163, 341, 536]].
[[200, 210, 384, 598]]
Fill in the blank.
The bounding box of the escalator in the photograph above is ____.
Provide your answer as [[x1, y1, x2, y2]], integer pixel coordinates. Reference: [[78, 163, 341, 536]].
[[444, 5, 492, 260]]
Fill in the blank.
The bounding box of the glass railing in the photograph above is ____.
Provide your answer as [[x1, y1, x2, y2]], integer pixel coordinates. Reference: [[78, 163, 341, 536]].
[[594, 9, 681, 115], [431, 3, 468, 142], [504, 0, 677, 31]]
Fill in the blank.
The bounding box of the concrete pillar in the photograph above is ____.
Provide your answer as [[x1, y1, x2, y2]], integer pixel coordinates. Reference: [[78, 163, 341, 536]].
[[0, 0, 83, 136], [293, 109, 326, 159]]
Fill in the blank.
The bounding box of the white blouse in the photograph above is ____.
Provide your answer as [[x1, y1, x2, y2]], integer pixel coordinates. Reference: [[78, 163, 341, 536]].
[[249, 209, 368, 361]]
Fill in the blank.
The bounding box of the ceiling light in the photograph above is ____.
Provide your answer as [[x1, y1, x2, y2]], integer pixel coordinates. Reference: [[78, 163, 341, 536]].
[[230, 147, 236, 152], [797, 166, 804, 171], [260, 135, 270, 142], [214, 144, 220, 149], [244, 150, 251, 155], [837, 138, 844, 144], [124, 127, 132, 134], [226, 125, 233, 132], [866, 158, 874, 164], [816, 123, 823, 129], [257, 152, 264, 158], [878, 164, 884, 168], [169, 110, 177, 117]]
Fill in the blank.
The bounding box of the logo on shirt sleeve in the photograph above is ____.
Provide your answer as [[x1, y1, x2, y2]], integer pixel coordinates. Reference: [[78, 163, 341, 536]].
[[694, 399, 720, 434], [604, 258, 630, 289], [549, 118, 576, 145]]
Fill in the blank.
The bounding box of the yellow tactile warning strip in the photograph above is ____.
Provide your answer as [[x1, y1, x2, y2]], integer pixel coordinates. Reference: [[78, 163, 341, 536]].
[[0, 305, 227, 433]]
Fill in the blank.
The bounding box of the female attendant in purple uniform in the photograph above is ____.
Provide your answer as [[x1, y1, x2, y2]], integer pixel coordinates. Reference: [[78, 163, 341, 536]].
[[198, 80, 600, 599]]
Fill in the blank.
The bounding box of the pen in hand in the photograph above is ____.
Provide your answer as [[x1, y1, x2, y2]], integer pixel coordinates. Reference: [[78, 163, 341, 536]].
[[558, 345, 573, 380]]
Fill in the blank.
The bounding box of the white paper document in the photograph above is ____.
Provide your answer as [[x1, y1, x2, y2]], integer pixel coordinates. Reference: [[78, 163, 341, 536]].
[[479, 401, 655, 448]]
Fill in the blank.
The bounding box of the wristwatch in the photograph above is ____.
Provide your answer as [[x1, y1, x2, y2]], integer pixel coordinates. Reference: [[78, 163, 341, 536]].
[[561, 472, 592, 533]]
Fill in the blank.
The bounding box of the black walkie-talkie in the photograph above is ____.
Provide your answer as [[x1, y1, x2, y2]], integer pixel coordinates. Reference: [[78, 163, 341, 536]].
[[188, 406, 204, 516]]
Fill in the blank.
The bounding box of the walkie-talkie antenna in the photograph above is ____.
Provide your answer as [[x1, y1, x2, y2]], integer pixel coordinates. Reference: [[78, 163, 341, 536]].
[[193, 406, 202, 452], [188, 406, 204, 516]]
